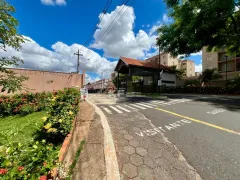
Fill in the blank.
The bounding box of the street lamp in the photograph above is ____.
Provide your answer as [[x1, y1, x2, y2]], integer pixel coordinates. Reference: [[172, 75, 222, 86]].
[[224, 55, 228, 92]]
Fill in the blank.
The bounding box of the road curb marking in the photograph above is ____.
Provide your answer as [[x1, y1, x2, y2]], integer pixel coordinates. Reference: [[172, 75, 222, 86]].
[[155, 108, 240, 136]]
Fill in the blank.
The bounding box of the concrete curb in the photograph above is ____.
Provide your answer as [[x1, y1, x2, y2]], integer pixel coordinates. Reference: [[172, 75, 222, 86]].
[[86, 99, 121, 180]]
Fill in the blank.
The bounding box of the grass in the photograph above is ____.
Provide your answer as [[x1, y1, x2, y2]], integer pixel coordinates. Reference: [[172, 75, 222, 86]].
[[0, 111, 47, 144]]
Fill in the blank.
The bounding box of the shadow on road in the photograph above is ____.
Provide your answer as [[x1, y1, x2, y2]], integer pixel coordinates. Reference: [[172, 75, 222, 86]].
[[117, 95, 240, 112]]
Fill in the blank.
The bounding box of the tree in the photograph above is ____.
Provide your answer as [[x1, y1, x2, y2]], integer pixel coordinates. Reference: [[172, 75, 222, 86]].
[[157, 0, 240, 57], [0, 0, 27, 93], [199, 68, 222, 86], [169, 65, 185, 79]]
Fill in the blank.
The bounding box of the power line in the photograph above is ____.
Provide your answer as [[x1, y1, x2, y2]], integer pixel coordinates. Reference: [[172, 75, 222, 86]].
[[85, 0, 132, 58], [94, 0, 131, 45], [84, 0, 112, 46]]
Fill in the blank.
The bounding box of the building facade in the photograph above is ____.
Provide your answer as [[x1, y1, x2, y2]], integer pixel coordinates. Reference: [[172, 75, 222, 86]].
[[145, 53, 196, 77], [202, 47, 240, 78], [179, 60, 195, 77]]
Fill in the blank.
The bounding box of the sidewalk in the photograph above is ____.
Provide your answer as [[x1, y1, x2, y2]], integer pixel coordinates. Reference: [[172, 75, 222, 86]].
[[88, 94, 202, 180], [62, 101, 107, 179]]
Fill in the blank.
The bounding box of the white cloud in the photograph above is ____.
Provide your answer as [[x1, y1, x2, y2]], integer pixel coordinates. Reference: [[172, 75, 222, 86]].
[[56, 0, 66, 5], [41, 0, 66, 6], [41, 0, 54, 5], [163, 14, 170, 23], [92, 5, 157, 59], [190, 51, 202, 56], [0, 36, 117, 78], [85, 74, 100, 84], [195, 64, 202, 72]]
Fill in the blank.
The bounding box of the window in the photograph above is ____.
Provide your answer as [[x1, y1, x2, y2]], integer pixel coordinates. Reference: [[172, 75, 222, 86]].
[[162, 56, 165, 59], [190, 68, 192, 71], [222, 64, 230, 71], [162, 80, 175, 84], [163, 62, 166, 65], [182, 63, 186, 65], [206, 56, 212, 61]]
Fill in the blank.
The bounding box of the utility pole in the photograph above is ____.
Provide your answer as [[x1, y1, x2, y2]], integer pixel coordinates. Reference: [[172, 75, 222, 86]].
[[158, 45, 161, 95], [74, 50, 83, 73], [225, 55, 228, 92]]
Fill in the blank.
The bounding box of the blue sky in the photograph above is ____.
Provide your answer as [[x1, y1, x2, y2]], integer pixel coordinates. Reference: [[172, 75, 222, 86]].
[[5, 0, 202, 82]]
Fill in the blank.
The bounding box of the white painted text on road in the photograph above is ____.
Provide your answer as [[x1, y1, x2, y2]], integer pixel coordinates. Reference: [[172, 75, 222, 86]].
[[135, 119, 191, 137]]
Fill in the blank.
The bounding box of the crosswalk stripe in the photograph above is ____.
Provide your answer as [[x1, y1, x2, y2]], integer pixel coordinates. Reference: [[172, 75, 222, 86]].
[[124, 104, 138, 110], [142, 102, 158, 107], [116, 105, 131, 112], [131, 104, 146, 109], [136, 103, 153, 108], [109, 106, 123, 113], [151, 100, 166, 104], [165, 99, 184, 105], [102, 106, 112, 114], [150, 101, 166, 106]]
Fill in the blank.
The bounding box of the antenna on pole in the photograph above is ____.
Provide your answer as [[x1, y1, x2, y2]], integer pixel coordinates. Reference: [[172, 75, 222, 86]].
[[74, 50, 83, 73]]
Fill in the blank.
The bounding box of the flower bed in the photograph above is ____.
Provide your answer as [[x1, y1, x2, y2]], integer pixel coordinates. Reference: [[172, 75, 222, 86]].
[[0, 92, 52, 117], [0, 88, 80, 179]]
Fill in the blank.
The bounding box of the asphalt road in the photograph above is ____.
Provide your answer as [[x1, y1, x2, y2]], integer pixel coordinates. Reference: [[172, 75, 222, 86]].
[[141, 96, 240, 180]]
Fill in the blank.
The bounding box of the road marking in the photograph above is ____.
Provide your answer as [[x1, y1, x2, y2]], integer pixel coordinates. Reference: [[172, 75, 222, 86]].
[[116, 105, 131, 112], [135, 119, 191, 137], [124, 104, 138, 110], [109, 106, 123, 113], [102, 107, 112, 114], [168, 99, 191, 105], [151, 101, 166, 106], [136, 103, 153, 108], [131, 104, 146, 109], [155, 108, 240, 136], [207, 109, 225, 115], [142, 102, 158, 107]]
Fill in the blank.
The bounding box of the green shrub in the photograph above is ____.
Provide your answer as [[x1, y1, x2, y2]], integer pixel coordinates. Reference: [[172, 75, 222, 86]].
[[0, 139, 59, 180], [41, 88, 80, 142], [0, 88, 81, 179]]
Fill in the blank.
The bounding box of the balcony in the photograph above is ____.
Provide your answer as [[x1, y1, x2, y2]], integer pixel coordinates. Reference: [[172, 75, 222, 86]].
[[218, 56, 236, 62]]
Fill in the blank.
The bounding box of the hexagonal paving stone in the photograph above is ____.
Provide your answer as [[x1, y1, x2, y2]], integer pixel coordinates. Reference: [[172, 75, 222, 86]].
[[119, 130, 128, 135], [117, 139, 129, 147], [136, 147, 148, 156], [129, 140, 140, 147], [124, 134, 133, 140], [130, 154, 143, 166], [138, 166, 154, 179], [118, 152, 130, 164], [153, 167, 173, 180], [123, 145, 135, 155], [148, 147, 163, 159], [122, 163, 138, 179], [143, 156, 158, 169]]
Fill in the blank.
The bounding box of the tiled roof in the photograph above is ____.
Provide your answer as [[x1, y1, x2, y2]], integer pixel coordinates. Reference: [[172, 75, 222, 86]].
[[120, 56, 169, 70]]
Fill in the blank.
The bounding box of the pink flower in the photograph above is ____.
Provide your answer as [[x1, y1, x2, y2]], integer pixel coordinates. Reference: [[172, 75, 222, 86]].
[[39, 175, 47, 180], [0, 168, 8, 175], [18, 166, 24, 172]]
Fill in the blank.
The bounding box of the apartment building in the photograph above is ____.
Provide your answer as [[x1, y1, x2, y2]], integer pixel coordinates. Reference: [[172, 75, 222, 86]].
[[179, 60, 195, 77], [145, 53, 196, 77], [202, 47, 240, 78]]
